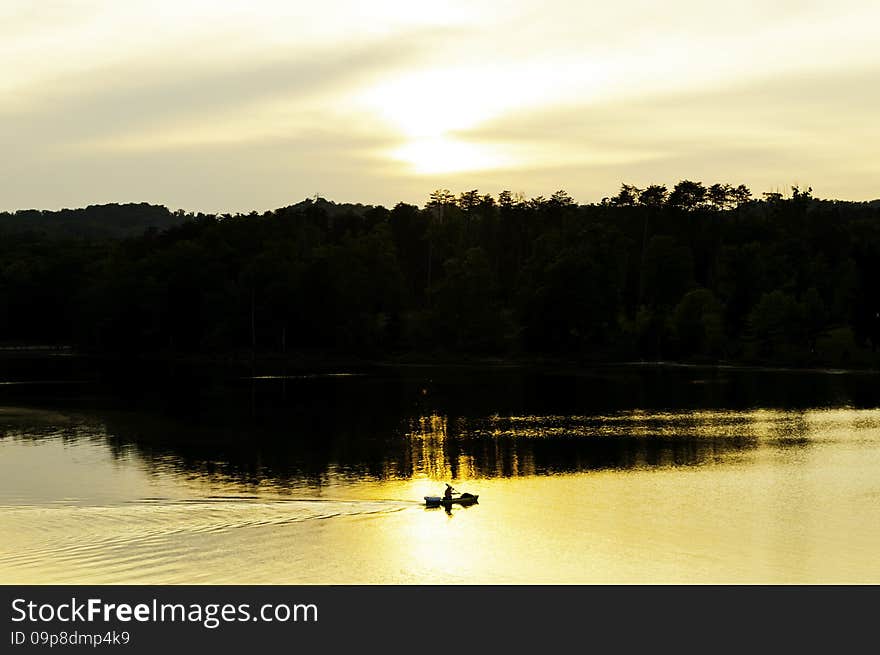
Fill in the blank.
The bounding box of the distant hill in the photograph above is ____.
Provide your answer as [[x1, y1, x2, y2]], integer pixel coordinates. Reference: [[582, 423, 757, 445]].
[[0, 198, 380, 240], [0, 203, 184, 239]]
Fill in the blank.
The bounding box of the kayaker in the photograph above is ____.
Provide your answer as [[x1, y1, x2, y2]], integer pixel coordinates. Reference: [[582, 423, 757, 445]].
[[444, 484, 455, 500]]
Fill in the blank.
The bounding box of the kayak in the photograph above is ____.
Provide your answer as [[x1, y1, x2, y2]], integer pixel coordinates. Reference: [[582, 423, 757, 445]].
[[424, 493, 479, 507]]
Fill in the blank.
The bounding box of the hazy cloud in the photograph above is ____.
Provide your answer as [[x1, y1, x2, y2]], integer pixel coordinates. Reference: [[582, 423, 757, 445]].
[[2, 1, 879, 210]]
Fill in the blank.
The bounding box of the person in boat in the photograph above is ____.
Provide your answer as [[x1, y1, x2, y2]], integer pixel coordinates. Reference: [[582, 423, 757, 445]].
[[443, 484, 456, 500]]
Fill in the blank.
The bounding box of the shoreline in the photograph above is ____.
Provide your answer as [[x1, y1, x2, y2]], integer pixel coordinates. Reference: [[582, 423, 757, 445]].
[[1, 345, 878, 377]]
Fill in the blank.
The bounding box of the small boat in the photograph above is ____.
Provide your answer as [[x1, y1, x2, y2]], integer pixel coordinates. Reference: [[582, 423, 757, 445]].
[[424, 492, 479, 508]]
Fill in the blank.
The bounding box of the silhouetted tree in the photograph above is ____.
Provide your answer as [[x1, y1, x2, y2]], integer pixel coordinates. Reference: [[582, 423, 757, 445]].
[[638, 185, 668, 208], [610, 184, 641, 207], [732, 184, 752, 206], [708, 183, 735, 210], [668, 180, 707, 211], [673, 288, 725, 357], [2, 183, 878, 367]]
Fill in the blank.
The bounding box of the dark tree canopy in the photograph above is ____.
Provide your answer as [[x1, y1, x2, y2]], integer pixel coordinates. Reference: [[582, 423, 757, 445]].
[[2, 184, 880, 367]]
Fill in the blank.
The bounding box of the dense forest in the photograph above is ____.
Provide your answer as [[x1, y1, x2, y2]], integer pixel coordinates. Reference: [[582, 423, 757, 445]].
[[2, 181, 880, 367]]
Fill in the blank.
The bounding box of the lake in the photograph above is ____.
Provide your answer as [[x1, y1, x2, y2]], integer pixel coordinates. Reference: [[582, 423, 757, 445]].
[[2, 359, 880, 583]]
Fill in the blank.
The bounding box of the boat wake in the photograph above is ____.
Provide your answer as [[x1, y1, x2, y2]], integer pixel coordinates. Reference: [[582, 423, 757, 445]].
[[0, 497, 410, 583]]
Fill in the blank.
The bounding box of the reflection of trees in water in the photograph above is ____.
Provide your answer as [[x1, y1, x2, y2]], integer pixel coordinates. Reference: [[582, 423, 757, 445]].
[[409, 415, 760, 478], [8, 366, 873, 488], [86, 405, 768, 489]]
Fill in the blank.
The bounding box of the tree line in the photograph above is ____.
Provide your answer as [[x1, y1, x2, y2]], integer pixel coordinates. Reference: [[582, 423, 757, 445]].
[[2, 181, 880, 366]]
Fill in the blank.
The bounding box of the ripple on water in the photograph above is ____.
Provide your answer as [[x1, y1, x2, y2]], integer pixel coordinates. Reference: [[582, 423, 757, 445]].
[[0, 498, 410, 583]]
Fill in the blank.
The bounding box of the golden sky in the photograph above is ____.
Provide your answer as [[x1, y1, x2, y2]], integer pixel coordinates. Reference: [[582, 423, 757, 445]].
[[2, 0, 878, 211]]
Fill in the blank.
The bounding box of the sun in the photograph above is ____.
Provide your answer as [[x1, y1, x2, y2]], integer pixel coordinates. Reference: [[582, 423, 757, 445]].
[[391, 136, 508, 175], [357, 67, 516, 175], [360, 68, 501, 138]]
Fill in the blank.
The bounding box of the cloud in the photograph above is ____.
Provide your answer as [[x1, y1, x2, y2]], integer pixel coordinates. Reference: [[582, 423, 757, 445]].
[[443, 68, 880, 199], [2, 1, 880, 210], [0, 128, 404, 213], [1, 33, 442, 148], [0, 30, 447, 210]]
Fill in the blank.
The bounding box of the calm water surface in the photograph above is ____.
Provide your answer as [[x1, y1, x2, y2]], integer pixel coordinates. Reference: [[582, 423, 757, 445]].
[[2, 362, 880, 583]]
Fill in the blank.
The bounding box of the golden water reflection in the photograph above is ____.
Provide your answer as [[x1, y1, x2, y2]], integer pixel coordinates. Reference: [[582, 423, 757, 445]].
[[4, 406, 880, 583], [396, 408, 880, 482]]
